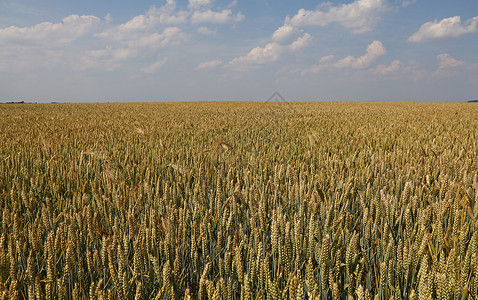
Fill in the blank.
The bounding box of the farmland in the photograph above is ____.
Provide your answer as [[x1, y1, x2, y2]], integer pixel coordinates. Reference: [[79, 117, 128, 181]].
[[1, 102, 478, 299]]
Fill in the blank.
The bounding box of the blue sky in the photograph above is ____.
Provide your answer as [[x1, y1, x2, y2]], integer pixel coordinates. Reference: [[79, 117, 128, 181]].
[[1, 0, 477, 102]]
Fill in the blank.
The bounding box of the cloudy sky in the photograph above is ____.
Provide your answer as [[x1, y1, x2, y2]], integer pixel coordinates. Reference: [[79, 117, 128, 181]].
[[1, 0, 477, 102]]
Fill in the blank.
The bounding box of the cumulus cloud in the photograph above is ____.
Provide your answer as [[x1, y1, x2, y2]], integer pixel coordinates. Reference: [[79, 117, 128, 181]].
[[301, 54, 337, 75], [227, 33, 311, 71], [140, 27, 188, 47], [288, 33, 312, 51], [197, 26, 217, 35], [432, 53, 478, 78], [335, 40, 386, 68], [272, 24, 302, 44], [99, 14, 154, 38], [301, 54, 338, 75], [301, 41, 386, 75], [84, 27, 188, 70], [188, 0, 214, 9], [437, 53, 465, 69], [0, 0, 244, 74], [191, 9, 244, 24], [288, 0, 390, 34], [227, 0, 238, 8], [0, 14, 103, 72], [141, 58, 168, 74], [99, 0, 244, 39], [265, 0, 391, 74], [320, 55, 335, 63], [82, 46, 135, 71], [0, 14, 101, 45], [197, 59, 223, 69], [373, 60, 402, 75], [149, 1, 190, 24], [89, 1, 200, 71], [408, 16, 478, 42], [301, 63, 326, 75], [105, 13, 113, 24], [90, 0, 243, 71], [229, 43, 282, 67], [228, 0, 389, 73], [98, 26, 188, 51], [401, 0, 416, 7], [98, 4, 189, 40]]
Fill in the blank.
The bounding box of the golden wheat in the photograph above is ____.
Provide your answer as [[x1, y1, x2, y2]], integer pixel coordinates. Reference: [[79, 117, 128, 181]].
[[0, 102, 477, 298]]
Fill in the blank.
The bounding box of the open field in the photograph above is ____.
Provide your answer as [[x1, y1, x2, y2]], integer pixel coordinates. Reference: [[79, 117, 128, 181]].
[[1, 102, 478, 299]]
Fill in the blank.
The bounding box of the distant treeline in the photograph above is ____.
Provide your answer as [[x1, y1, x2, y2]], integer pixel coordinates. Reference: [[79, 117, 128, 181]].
[[468, 100, 478, 103], [2, 101, 25, 104]]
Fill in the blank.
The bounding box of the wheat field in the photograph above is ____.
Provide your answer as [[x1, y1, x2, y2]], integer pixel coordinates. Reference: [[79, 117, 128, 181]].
[[1, 102, 478, 299]]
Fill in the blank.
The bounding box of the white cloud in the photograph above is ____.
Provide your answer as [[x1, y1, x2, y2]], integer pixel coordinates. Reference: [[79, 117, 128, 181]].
[[335, 40, 386, 68], [98, 4, 189, 40], [223, 0, 390, 75], [320, 55, 335, 63], [227, 33, 312, 71], [197, 59, 223, 69], [401, 0, 416, 7], [301, 41, 386, 75], [141, 58, 168, 74], [433, 53, 478, 78], [0, 14, 101, 45], [132, 27, 188, 48], [188, 0, 214, 9], [116, 14, 153, 31], [0, 14, 102, 72], [408, 16, 478, 43], [191, 9, 244, 24], [197, 26, 217, 35], [301, 54, 335, 75], [301, 63, 327, 75], [437, 53, 464, 69], [0, 0, 243, 73], [105, 13, 113, 24], [373, 60, 402, 75], [272, 24, 302, 44], [433, 53, 478, 80], [148, 1, 190, 25], [98, 26, 188, 52], [227, 0, 238, 8], [99, 0, 244, 37], [84, 27, 188, 70], [288, 33, 312, 51], [98, 0, 244, 42], [98, 16, 150, 40], [288, 0, 390, 34], [90, 47, 133, 61], [82, 46, 135, 71], [266, 0, 391, 75], [94, 4, 191, 66], [229, 43, 282, 66]]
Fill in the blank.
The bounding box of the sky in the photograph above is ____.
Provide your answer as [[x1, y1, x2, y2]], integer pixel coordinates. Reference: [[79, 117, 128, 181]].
[[1, 0, 478, 102]]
